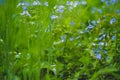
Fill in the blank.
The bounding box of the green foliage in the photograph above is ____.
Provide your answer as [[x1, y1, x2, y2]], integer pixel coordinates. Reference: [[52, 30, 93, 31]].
[[0, 0, 120, 80]]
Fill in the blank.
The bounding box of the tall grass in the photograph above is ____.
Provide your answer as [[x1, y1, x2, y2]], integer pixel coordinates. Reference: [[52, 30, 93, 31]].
[[0, 0, 120, 80]]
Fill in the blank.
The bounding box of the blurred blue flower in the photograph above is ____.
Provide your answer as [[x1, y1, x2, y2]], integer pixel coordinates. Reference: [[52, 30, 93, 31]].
[[33, 0, 41, 6], [57, 5, 65, 13], [110, 18, 116, 24], [61, 35, 67, 42], [50, 15, 58, 20], [101, 0, 105, 2], [87, 24, 94, 29], [96, 54, 102, 59], [23, 7, 27, 11], [98, 8, 103, 14], [98, 47, 102, 52], [73, 1, 80, 7], [98, 34, 106, 40], [91, 7, 96, 14], [99, 42, 104, 46], [112, 36, 116, 40], [21, 7, 31, 17], [69, 37, 74, 41], [116, 10, 120, 14], [91, 20, 97, 26], [81, 1, 87, 5], [70, 21, 75, 26], [44, 1, 48, 6], [93, 49, 99, 54], [93, 47, 103, 59], [110, 0, 118, 4], [0, 0, 6, 5], [66, 1, 73, 6]]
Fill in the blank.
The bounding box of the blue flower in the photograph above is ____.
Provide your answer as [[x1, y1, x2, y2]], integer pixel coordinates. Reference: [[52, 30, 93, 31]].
[[66, 1, 73, 6], [61, 35, 67, 42], [96, 54, 102, 59], [91, 20, 97, 26], [56, 5, 65, 13], [70, 21, 75, 26], [73, 1, 80, 7], [110, 0, 118, 4], [110, 18, 116, 24], [23, 7, 27, 11], [50, 15, 58, 20], [81, 1, 87, 5], [101, 0, 105, 2], [69, 37, 74, 41], [33, 0, 41, 6], [44, 1, 48, 6], [99, 42, 104, 46], [21, 7, 31, 17], [98, 34, 106, 41], [112, 36, 116, 40], [93, 49, 99, 54], [87, 24, 94, 29]]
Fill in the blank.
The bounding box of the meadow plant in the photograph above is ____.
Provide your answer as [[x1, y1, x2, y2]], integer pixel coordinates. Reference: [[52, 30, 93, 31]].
[[0, 0, 120, 80]]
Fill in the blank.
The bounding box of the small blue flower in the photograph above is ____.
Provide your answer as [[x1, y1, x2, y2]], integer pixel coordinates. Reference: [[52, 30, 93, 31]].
[[81, 1, 87, 5], [56, 5, 65, 13], [44, 1, 48, 6], [87, 24, 94, 29], [98, 47, 102, 52], [66, 1, 73, 6], [91, 20, 97, 26], [21, 7, 31, 17], [70, 21, 75, 26], [98, 8, 103, 14], [69, 37, 74, 41], [110, 18, 116, 24], [101, 0, 105, 2], [93, 49, 98, 54], [61, 35, 67, 42], [110, 0, 118, 4], [112, 36, 116, 40], [33, 0, 41, 6], [96, 54, 102, 59], [99, 42, 104, 46], [23, 7, 27, 11], [73, 1, 80, 7], [50, 15, 58, 20], [98, 34, 106, 40]]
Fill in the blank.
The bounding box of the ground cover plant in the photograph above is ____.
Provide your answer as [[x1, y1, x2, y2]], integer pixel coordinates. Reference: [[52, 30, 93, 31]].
[[0, 0, 120, 80]]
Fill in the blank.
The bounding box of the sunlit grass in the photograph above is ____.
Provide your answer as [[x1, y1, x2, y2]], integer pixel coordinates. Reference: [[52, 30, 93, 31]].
[[0, 0, 120, 80]]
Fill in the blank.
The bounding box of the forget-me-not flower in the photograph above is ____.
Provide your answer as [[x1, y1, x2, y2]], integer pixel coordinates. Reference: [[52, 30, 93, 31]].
[[33, 0, 41, 6], [70, 21, 75, 26], [50, 15, 58, 20], [17, 2, 25, 8], [44, 1, 48, 6], [98, 34, 106, 41], [21, 7, 31, 17], [56, 5, 65, 13], [61, 35, 67, 42], [110, 17, 116, 24], [69, 37, 74, 41], [96, 54, 102, 59], [112, 36, 116, 40], [87, 24, 94, 29]]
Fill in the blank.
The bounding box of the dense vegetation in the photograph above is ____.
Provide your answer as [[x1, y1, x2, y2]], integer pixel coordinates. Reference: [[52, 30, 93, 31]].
[[0, 0, 120, 80]]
